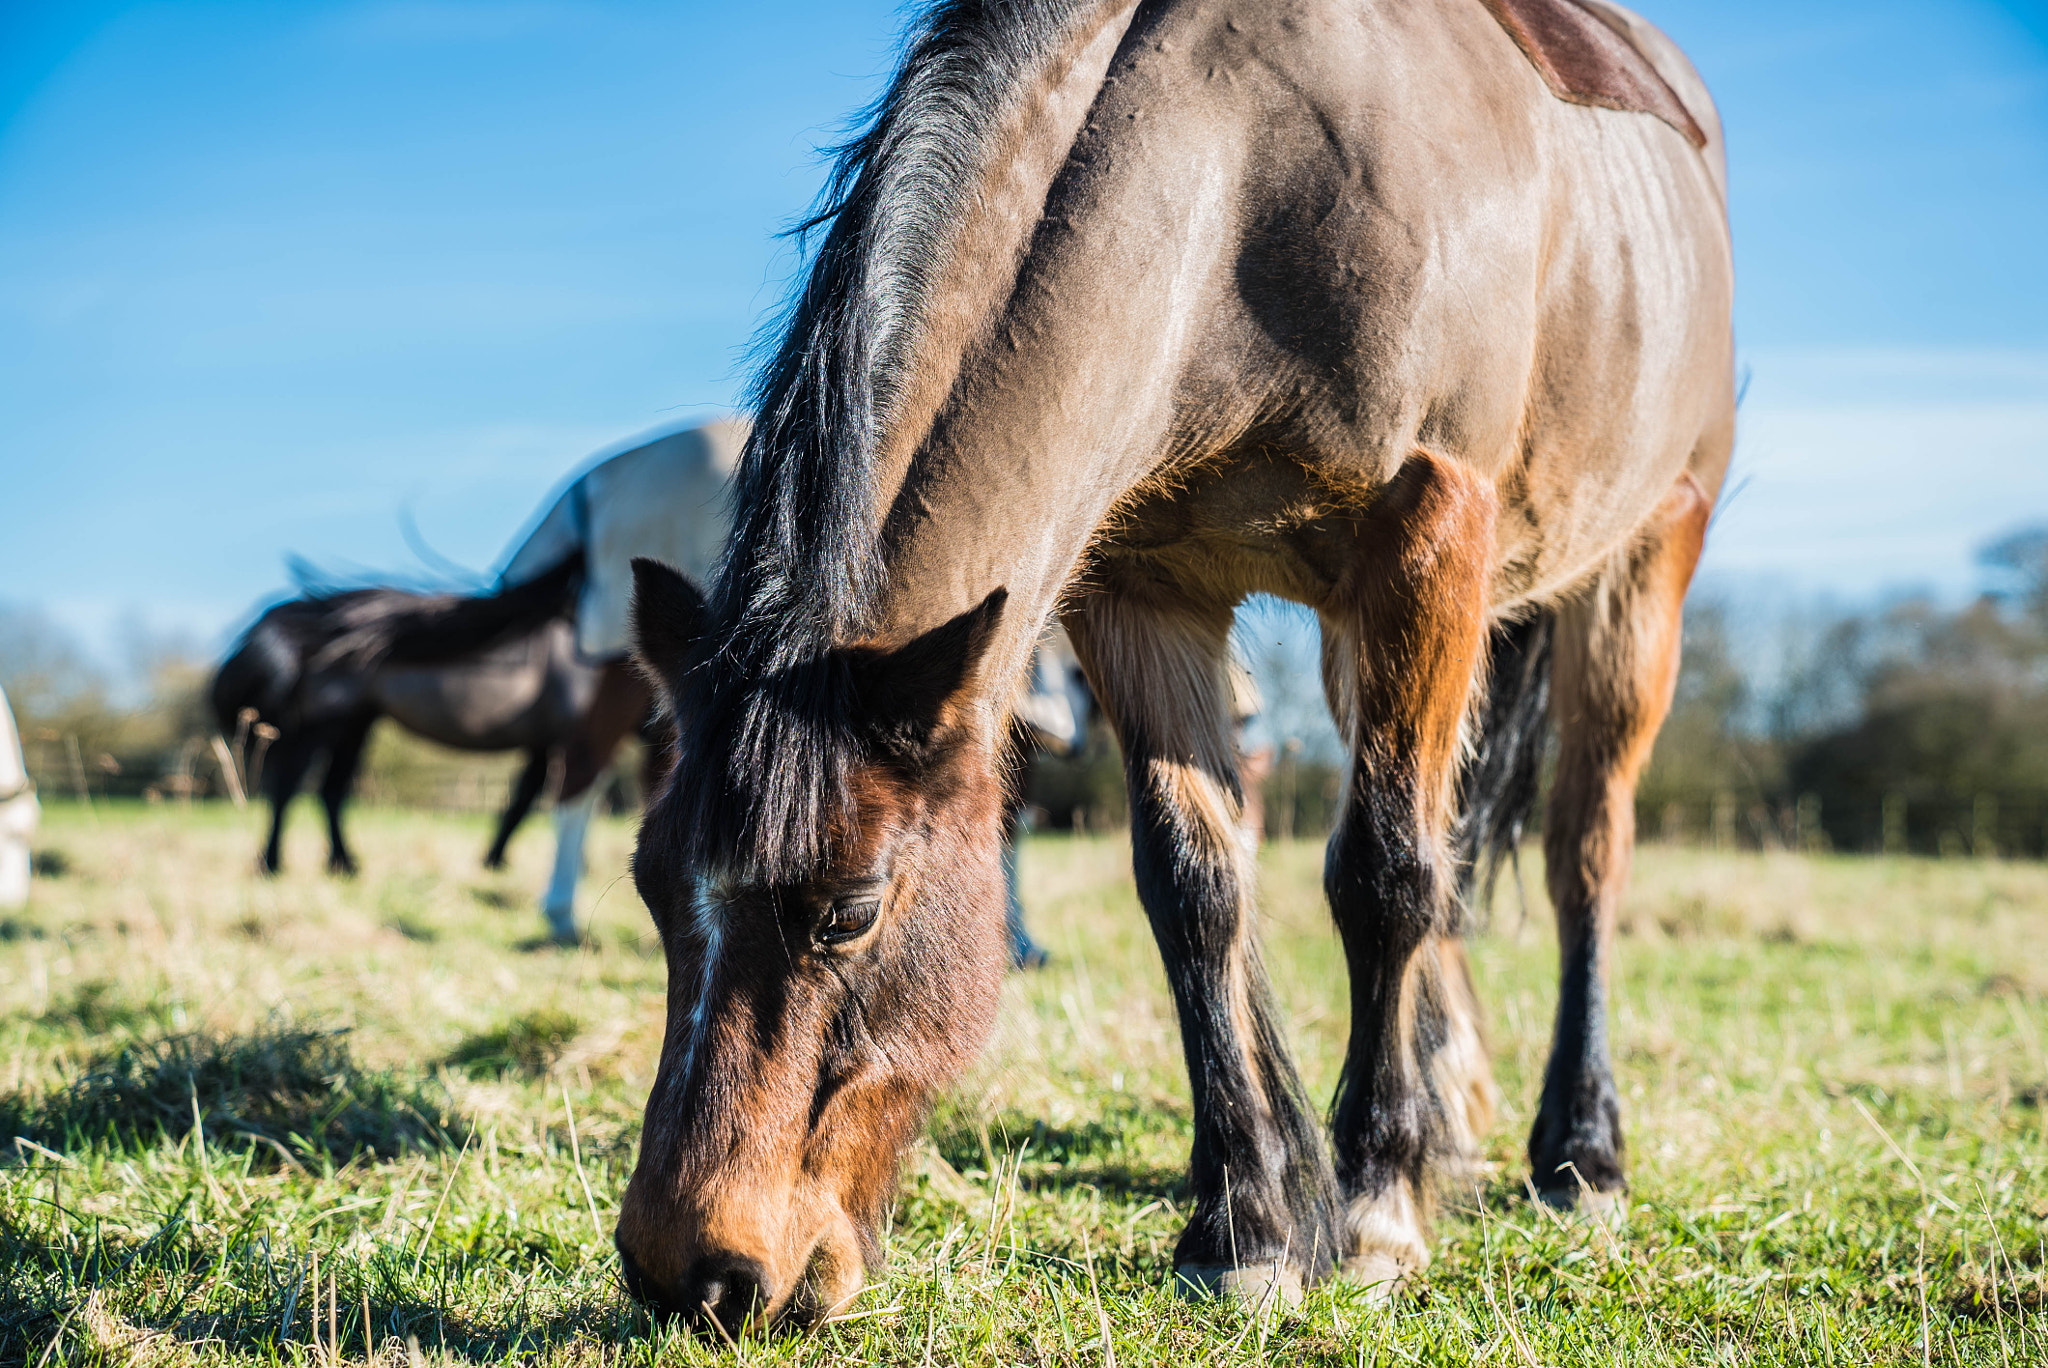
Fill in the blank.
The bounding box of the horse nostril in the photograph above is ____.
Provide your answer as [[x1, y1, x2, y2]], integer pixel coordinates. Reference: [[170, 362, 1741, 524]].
[[686, 1256, 773, 1333]]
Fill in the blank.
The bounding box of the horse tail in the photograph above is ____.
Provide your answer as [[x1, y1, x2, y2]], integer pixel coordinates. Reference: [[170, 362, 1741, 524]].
[[311, 551, 585, 671], [1455, 609, 1555, 917]]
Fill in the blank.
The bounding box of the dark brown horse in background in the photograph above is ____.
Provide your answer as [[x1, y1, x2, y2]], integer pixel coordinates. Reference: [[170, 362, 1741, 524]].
[[619, 0, 1731, 1327], [211, 555, 689, 940]]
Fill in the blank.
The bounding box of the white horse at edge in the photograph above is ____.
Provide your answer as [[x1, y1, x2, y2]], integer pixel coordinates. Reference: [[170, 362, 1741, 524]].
[[0, 685, 38, 909]]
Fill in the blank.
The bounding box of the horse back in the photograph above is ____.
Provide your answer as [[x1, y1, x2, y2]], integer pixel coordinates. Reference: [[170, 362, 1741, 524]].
[[1107, 0, 1734, 604]]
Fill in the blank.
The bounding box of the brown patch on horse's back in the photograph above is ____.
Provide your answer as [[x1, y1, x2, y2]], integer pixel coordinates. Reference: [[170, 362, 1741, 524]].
[[1479, 0, 1707, 149]]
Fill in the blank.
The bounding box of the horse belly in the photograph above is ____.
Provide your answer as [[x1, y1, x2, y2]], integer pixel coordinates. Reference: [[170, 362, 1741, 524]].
[[375, 656, 551, 751]]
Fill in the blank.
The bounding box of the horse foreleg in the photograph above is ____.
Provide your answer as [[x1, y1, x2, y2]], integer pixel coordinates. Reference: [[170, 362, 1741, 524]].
[[1532, 473, 1710, 1212], [486, 747, 552, 870], [317, 714, 375, 876], [544, 787, 599, 943], [1320, 453, 1499, 1294], [1068, 584, 1340, 1306], [544, 660, 652, 941], [259, 732, 320, 876]]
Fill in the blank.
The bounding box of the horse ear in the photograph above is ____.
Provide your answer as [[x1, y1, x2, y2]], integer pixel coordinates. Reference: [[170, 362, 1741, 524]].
[[629, 557, 707, 700], [852, 588, 1007, 747]]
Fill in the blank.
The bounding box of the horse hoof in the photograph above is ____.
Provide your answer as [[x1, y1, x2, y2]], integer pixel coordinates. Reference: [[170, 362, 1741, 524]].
[[1534, 1184, 1629, 1226], [1340, 1182, 1428, 1303], [1339, 1250, 1416, 1304], [1173, 1261, 1303, 1314]]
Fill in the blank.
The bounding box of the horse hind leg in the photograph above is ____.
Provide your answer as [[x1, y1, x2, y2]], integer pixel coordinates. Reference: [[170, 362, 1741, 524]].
[[1067, 582, 1340, 1306], [486, 746, 551, 870], [543, 660, 652, 941], [1531, 473, 1711, 1212], [544, 788, 599, 943], [1320, 451, 1501, 1295]]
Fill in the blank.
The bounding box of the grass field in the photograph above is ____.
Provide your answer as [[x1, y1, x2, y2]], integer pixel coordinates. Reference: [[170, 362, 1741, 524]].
[[0, 801, 2041, 1365]]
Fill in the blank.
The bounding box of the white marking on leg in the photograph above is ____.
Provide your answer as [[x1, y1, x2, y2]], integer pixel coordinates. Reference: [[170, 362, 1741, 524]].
[[543, 787, 600, 939], [1343, 1180, 1429, 1296]]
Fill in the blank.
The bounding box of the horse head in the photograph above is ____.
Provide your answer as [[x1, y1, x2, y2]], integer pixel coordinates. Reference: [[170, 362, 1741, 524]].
[[616, 559, 1011, 1331]]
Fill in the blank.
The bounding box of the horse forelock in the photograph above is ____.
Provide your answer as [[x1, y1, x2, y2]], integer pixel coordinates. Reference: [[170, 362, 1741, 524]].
[[683, 0, 1102, 884], [668, 633, 862, 884]]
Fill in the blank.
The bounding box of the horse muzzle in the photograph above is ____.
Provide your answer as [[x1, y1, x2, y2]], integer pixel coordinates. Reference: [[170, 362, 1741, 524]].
[[615, 1202, 869, 1336]]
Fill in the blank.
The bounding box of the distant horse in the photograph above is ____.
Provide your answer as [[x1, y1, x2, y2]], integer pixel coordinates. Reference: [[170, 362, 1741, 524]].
[[617, 0, 1731, 1328], [491, 419, 745, 937], [212, 415, 746, 942], [0, 684, 37, 909], [210, 555, 598, 881], [488, 415, 1093, 948]]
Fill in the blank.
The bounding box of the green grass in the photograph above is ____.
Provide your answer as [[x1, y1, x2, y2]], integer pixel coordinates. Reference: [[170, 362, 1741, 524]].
[[0, 800, 2042, 1364]]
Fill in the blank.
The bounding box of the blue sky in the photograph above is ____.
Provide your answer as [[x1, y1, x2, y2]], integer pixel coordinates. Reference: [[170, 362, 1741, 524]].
[[2, 0, 2046, 661]]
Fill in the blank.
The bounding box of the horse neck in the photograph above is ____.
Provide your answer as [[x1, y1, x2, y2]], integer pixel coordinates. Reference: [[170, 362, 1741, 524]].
[[862, 2, 1246, 692]]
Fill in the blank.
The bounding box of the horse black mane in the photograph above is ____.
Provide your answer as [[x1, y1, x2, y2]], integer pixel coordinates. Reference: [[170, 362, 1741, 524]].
[[670, 0, 1099, 880]]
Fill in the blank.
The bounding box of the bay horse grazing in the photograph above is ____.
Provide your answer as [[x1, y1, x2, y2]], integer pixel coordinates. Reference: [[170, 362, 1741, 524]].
[[620, 0, 1730, 1327]]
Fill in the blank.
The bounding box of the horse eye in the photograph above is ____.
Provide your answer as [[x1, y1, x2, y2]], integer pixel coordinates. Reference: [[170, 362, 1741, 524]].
[[818, 898, 880, 946]]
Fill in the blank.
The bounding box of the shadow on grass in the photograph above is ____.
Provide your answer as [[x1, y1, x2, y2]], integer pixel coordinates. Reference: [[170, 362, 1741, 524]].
[[445, 1009, 581, 1079], [929, 1098, 1193, 1201], [0, 1208, 645, 1368], [37, 978, 171, 1034], [0, 1023, 464, 1168]]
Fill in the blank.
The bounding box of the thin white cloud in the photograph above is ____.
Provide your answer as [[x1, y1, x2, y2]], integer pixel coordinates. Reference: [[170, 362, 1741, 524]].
[[1706, 348, 2048, 596]]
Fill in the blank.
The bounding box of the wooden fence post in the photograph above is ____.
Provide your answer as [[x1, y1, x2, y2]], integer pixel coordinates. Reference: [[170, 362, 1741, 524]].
[[1882, 793, 1906, 856], [1973, 793, 1998, 860]]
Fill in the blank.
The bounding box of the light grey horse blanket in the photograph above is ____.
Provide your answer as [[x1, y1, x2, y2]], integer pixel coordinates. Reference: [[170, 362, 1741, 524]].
[[501, 419, 747, 660]]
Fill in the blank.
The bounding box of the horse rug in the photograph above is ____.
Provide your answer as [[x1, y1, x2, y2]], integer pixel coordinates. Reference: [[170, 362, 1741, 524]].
[[500, 419, 747, 660], [1480, 0, 1706, 148]]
